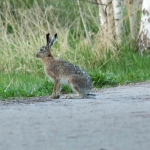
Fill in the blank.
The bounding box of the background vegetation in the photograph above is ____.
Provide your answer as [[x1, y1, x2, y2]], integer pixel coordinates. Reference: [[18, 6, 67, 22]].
[[1, 0, 150, 99]]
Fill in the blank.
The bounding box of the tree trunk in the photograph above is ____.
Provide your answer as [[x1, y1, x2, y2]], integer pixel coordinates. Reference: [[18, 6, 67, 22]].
[[126, 0, 142, 40], [96, 0, 107, 27], [137, 0, 150, 53], [97, 0, 115, 48], [105, 0, 115, 39], [112, 0, 123, 43]]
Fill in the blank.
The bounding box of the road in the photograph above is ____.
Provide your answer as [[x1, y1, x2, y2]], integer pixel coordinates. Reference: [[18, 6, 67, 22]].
[[0, 82, 150, 150]]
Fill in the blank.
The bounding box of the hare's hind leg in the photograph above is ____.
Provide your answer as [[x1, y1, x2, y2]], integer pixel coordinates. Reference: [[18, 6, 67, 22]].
[[71, 84, 87, 98], [50, 79, 61, 99], [64, 85, 84, 99], [68, 77, 90, 99]]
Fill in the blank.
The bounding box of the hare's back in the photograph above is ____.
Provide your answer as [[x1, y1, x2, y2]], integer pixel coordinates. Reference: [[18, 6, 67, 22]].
[[58, 60, 90, 78]]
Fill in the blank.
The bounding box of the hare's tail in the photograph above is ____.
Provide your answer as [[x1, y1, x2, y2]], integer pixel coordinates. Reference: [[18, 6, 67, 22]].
[[87, 94, 95, 96], [86, 94, 96, 99]]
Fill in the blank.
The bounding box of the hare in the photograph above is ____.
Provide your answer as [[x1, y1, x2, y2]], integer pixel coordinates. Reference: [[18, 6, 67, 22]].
[[34, 33, 94, 99]]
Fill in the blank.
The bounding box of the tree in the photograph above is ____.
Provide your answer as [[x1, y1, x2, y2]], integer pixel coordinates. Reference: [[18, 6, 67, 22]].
[[137, 0, 150, 53], [112, 0, 124, 43], [96, 0, 124, 46], [96, 0, 115, 48], [79, 0, 150, 53], [126, 0, 138, 40]]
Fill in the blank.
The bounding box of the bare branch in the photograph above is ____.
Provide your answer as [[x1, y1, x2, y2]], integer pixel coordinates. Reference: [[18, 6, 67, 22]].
[[77, 0, 93, 50]]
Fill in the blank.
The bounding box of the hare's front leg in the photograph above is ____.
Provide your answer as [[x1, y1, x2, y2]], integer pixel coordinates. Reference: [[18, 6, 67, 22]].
[[50, 79, 60, 99]]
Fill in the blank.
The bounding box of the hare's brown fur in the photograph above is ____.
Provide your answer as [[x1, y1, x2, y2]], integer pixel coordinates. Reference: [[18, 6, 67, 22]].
[[35, 33, 93, 99]]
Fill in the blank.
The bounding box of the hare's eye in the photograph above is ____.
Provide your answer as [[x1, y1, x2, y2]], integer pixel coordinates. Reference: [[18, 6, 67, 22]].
[[40, 49, 42, 51]]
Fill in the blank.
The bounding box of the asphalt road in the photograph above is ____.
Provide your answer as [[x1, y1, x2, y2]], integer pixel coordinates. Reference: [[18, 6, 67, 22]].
[[0, 82, 150, 150]]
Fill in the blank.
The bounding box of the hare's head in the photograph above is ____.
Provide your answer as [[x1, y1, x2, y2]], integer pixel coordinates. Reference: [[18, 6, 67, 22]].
[[35, 33, 57, 58]]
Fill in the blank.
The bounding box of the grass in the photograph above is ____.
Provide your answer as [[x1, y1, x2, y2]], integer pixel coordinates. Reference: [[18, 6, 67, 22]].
[[1, 47, 150, 99], [0, 0, 150, 99], [0, 73, 72, 99]]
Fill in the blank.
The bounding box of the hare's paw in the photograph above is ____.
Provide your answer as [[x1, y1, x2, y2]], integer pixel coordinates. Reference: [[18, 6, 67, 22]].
[[49, 95, 60, 99], [64, 95, 73, 99], [63, 94, 83, 99]]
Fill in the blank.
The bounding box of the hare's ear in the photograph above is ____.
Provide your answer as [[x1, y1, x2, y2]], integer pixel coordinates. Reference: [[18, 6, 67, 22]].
[[46, 33, 50, 45], [49, 33, 57, 47]]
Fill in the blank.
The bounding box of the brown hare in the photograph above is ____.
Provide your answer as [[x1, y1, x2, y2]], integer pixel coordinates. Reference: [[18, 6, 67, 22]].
[[35, 33, 94, 99]]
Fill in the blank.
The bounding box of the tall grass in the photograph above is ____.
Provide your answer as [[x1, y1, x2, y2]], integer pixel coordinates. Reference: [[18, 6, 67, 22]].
[[0, 0, 114, 74], [1, 0, 150, 99]]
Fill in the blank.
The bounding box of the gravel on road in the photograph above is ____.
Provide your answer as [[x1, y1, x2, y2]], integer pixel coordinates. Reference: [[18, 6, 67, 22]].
[[0, 82, 150, 150]]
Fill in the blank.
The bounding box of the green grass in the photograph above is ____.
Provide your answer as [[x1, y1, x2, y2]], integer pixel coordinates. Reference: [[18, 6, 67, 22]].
[[0, 0, 150, 100], [1, 48, 150, 99], [0, 73, 72, 99]]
